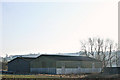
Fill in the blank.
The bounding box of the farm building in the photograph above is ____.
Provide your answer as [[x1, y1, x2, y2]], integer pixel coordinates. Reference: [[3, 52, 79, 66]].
[[30, 54, 102, 74], [8, 57, 36, 73]]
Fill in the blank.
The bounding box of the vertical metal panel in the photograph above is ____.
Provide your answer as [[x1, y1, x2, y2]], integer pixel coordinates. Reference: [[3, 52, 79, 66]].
[[30, 68, 56, 74], [8, 59, 30, 73], [56, 61, 102, 68], [30, 56, 56, 68], [30, 56, 102, 74], [56, 68, 101, 74]]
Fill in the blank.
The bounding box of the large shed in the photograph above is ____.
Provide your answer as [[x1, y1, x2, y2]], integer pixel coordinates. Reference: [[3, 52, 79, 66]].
[[30, 54, 102, 74], [8, 57, 36, 73]]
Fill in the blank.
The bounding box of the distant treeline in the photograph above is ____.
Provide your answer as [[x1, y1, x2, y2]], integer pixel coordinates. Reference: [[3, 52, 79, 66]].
[[0, 61, 8, 71]]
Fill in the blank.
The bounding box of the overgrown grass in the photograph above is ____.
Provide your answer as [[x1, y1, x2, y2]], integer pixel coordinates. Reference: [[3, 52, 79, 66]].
[[1, 74, 87, 78], [1, 74, 60, 78], [2, 73, 119, 78]]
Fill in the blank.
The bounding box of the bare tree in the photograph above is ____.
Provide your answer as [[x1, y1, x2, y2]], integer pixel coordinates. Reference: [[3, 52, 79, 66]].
[[80, 40, 88, 56], [112, 43, 120, 67], [88, 38, 95, 57], [80, 37, 118, 67]]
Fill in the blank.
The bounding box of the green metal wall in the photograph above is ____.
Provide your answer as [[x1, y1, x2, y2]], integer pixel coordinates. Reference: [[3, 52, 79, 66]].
[[30, 56, 56, 68], [56, 61, 102, 68], [30, 57, 102, 68]]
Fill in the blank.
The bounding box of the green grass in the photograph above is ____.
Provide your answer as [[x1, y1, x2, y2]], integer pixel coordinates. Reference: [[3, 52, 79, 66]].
[[1, 74, 87, 78], [3, 73, 119, 78], [1, 74, 60, 78]]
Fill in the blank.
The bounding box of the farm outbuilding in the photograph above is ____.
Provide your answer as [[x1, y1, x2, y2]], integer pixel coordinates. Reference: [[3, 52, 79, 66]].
[[8, 57, 36, 73], [30, 54, 102, 74]]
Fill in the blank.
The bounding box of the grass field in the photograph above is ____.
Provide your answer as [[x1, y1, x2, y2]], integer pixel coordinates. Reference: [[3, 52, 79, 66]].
[[1, 74, 59, 78], [1, 73, 120, 78], [1, 74, 86, 78]]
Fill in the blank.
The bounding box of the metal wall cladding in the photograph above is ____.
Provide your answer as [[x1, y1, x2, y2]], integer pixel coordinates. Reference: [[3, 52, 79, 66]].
[[30, 55, 102, 74], [30, 68, 101, 74], [56, 68, 102, 74], [30, 68, 56, 74], [56, 61, 102, 68], [30, 56, 56, 68], [8, 59, 30, 73]]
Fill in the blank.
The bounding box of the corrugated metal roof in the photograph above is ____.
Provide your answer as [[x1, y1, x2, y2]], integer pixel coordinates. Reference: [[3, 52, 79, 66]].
[[8, 54, 101, 63], [8, 57, 36, 63], [38, 54, 101, 62]]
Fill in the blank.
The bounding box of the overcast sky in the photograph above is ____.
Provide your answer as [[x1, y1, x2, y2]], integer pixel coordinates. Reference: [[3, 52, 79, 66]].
[[1, 0, 118, 57]]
